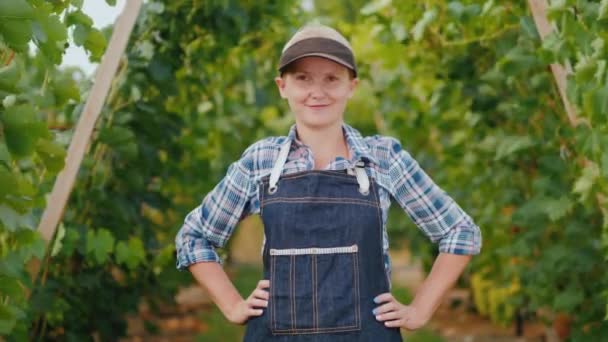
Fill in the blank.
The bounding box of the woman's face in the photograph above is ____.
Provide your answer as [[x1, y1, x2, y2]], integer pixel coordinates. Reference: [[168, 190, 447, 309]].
[[275, 57, 358, 130]]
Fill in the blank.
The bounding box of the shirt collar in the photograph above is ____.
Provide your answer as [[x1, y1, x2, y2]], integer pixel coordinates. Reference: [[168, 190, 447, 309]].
[[286, 123, 379, 166]]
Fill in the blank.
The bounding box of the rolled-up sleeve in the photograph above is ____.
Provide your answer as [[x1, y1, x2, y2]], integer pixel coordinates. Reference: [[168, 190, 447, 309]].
[[386, 137, 481, 255], [175, 157, 254, 270]]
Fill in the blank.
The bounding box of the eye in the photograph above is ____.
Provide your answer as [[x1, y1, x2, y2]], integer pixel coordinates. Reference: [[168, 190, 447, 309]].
[[295, 74, 308, 81], [327, 75, 339, 82]]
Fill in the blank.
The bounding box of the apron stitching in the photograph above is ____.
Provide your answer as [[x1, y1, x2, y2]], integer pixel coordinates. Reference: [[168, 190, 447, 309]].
[[272, 326, 360, 332], [313, 253, 318, 332], [263, 172, 359, 182], [291, 254, 296, 333], [271, 254, 276, 332], [264, 197, 378, 206], [354, 251, 360, 328], [263, 199, 379, 209]]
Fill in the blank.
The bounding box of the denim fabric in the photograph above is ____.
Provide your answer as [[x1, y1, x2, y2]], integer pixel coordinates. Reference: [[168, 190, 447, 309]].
[[244, 170, 402, 341]]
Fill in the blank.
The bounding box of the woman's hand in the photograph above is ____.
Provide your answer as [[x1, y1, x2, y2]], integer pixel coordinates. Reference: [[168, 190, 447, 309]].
[[226, 280, 270, 325], [373, 292, 430, 330]]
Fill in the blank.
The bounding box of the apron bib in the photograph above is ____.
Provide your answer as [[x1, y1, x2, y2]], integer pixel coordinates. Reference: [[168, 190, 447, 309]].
[[244, 140, 402, 341]]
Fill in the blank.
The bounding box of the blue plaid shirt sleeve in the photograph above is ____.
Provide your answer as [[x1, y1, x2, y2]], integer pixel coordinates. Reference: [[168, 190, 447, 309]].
[[386, 138, 482, 255], [175, 154, 255, 270]]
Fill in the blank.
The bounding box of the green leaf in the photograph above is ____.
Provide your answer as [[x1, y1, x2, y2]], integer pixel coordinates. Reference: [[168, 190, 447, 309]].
[[34, 14, 68, 64], [147, 2, 165, 14], [547, 0, 567, 20], [98, 126, 135, 147], [31, 21, 47, 43], [0, 143, 11, 164], [106, 0, 117, 6], [553, 288, 584, 311], [0, 0, 34, 20], [0, 276, 23, 299], [481, 0, 495, 16], [115, 237, 146, 270], [542, 196, 574, 222], [0, 19, 33, 52], [520, 16, 539, 41], [498, 47, 538, 75], [411, 9, 437, 42], [0, 63, 21, 93], [447, 2, 464, 19], [586, 84, 608, 121], [2, 94, 17, 108], [599, 0, 608, 20], [0, 303, 24, 335], [51, 223, 66, 257], [53, 76, 80, 106], [73, 24, 89, 46], [35, 140, 66, 173], [574, 57, 597, 84], [602, 150, 608, 178], [66, 10, 93, 27], [84, 28, 107, 62], [86, 228, 115, 264], [541, 31, 568, 64], [1, 104, 49, 157], [0, 167, 19, 199], [573, 162, 599, 201], [494, 136, 535, 161], [59, 227, 81, 257]]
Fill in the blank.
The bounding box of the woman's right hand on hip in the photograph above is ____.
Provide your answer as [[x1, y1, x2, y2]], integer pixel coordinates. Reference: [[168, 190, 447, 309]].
[[227, 280, 270, 325]]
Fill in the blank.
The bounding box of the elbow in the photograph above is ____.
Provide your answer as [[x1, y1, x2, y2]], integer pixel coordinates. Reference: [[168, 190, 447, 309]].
[[437, 221, 482, 256]]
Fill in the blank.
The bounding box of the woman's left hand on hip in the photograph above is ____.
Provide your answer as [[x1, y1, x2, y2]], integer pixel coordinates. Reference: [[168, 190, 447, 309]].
[[372, 292, 429, 330]]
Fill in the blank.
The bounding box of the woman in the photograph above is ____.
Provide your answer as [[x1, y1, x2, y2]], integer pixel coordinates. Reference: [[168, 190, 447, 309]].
[[175, 24, 482, 341]]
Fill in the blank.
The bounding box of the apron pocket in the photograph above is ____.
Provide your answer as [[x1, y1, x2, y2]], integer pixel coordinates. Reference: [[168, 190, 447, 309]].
[[269, 245, 361, 335]]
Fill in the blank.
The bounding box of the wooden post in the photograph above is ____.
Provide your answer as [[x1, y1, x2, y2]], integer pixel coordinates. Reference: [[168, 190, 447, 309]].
[[37, 0, 143, 244], [527, 0, 579, 127]]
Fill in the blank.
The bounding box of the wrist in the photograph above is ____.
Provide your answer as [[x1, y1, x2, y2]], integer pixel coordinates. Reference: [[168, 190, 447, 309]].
[[222, 297, 245, 323], [409, 300, 433, 323]]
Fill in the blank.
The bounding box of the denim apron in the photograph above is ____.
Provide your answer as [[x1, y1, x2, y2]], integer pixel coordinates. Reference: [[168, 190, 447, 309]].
[[244, 139, 402, 341]]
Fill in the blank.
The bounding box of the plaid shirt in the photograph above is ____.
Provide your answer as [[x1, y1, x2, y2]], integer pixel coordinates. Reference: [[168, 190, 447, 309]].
[[175, 124, 482, 276]]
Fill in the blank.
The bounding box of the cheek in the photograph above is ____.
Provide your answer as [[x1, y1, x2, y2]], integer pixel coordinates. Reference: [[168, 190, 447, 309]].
[[288, 88, 309, 102], [329, 86, 353, 101]]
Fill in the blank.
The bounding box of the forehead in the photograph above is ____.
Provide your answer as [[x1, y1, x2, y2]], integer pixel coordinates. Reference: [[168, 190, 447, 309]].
[[288, 56, 350, 74]]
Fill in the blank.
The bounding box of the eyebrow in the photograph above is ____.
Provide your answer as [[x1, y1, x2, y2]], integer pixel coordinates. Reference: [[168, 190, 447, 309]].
[[292, 70, 342, 76]]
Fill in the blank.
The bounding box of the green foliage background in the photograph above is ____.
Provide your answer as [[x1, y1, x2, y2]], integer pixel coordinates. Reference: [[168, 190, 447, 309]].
[[1, 0, 607, 340]]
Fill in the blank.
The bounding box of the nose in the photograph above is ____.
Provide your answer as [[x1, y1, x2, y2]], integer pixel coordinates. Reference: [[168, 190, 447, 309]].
[[309, 81, 326, 99]]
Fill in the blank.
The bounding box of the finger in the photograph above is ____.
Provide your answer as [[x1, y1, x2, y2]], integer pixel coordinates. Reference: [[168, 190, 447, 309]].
[[248, 308, 264, 317], [384, 319, 403, 328], [248, 298, 268, 308], [257, 280, 270, 289], [373, 302, 396, 315], [253, 288, 270, 300], [376, 310, 401, 322], [373, 293, 394, 304]]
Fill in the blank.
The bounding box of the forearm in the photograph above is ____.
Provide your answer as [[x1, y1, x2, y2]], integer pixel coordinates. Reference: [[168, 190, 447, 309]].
[[188, 261, 243, 319], [410, 253, 472, 320]]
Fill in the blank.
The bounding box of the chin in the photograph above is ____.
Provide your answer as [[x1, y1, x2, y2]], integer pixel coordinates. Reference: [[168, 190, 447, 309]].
[[295, 109, 343, 128]]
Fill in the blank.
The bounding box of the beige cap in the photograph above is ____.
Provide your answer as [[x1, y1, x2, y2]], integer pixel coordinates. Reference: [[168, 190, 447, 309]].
[[278, 24, 357, 76]]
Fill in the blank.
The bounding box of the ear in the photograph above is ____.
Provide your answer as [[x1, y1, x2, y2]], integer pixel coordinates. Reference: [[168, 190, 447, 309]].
[[275, 76, 287, 99], [347, 77, 359, 98]]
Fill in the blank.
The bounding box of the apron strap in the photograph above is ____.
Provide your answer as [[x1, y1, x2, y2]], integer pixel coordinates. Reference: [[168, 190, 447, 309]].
[[268, 139, 291, 194], [354, 161, 370, 195], [267, 138, 371, 196]]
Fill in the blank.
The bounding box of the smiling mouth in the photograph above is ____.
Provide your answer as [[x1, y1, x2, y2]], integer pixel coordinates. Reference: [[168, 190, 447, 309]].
[[307, 104, 330, 108]]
